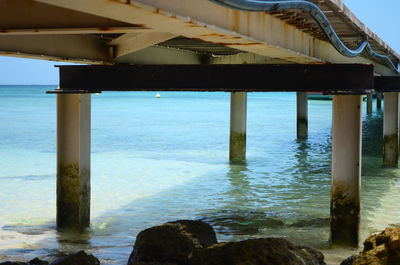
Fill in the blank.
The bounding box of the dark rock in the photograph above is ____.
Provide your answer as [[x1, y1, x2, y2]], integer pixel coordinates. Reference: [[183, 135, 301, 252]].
[[0, 258, 48, 265], [50, 251, 99, 265], [135, 261, 177, 265], [128, 220, 217, 265], [167, 220, 218, 248], [293, 245, 326, 264], [188, 238, 326, 265], [29, 258, 48, 265], [0, 261, 29, 265], [340, 255, 357, 265]]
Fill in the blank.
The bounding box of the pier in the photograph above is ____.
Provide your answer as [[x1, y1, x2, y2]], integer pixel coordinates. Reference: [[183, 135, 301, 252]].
[[1, 0, 400, 249]]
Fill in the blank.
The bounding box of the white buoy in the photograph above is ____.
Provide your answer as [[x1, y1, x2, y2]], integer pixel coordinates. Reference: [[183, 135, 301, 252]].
[[155, 93, 161, 98]]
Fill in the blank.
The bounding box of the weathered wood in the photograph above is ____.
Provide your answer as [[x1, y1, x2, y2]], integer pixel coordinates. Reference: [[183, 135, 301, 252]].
[[0, 27, 151, 35], [109, 32, 177, 58], [34, 0, 399, 75], [52, 64, 374, 94], [0, 35, 111, 64], [375, 76, 400, 92]]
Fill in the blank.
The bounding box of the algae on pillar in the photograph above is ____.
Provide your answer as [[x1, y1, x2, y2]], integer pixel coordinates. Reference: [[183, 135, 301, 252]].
[[366, 93, 373, 114], [330, 95, 362, 247], [297, 92, 308, 138], [57, 94, 91, 229], [376, 92, 382, 109], [229, 92, 247, 162], [383, 92, 399, 167]]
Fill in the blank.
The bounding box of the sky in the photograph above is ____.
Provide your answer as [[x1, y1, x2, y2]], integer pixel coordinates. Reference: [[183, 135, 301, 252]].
[[0, 0, 399, 85]]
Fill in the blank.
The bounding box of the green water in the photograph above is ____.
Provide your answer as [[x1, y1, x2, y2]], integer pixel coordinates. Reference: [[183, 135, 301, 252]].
[[0, 86, 399, 264]]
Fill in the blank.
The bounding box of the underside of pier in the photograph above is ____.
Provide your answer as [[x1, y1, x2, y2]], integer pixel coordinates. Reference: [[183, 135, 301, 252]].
[[2, 0, 400, 248], [0, 0, 399, 74]]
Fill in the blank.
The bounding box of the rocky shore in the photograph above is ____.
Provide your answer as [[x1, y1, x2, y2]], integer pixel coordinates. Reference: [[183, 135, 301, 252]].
[[0, 250, 99, 265], [2, 220, 400, 265], [128, 220, 326, 265], [340, 227, 400, 265]]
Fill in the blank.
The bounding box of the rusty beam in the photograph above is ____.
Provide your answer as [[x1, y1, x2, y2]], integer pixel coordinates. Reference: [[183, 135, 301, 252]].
[[50, 64, 374, 94], [375, 76, 400, 92], [0, 27, 152, 35]]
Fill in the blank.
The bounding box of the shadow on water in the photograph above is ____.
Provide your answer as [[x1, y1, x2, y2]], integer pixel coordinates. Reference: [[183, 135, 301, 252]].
[[200, 163, 285, 237], [3, 105, 400, 263], [55, 227, 92, 247], [362, 109, 383, 156], [198, 152, 332, 242], [0, 222, 79, 261], [358, 108, 400, 241], [223, 162, 253, 207], [0, 158, 332, 262], [292, 137, 331, 177]]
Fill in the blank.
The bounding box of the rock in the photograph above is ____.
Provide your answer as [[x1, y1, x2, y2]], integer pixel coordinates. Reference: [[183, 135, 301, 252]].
[[128, 220, 217, 265], [388, 227, 400, 252], [363, 231, 388, 252], [0, 258, 48, 265], [50, 251, 99, 265], [188, 238, 326, 265], [167, 220, 218, 248], [341, 227, 400, 265], [340, 255, 357, 265], [0, 261, 28, 265], [29, 258, 49, 265], [293, 245, 326, 264], [129, 220, 326, 265], [135, 261, 177, 265], [353, 245, 390, 265]]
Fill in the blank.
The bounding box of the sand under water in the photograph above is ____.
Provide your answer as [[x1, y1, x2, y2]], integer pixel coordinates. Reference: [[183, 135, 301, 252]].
[[1, 86, 399, 264]]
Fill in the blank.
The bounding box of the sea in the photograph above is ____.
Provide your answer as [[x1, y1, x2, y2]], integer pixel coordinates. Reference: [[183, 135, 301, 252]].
[[1, 85, 400, 264]]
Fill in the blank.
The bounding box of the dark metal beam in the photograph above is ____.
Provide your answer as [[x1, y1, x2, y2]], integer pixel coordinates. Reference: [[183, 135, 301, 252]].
[[50, 64, 374, 94], [375, 76, 400, 92]]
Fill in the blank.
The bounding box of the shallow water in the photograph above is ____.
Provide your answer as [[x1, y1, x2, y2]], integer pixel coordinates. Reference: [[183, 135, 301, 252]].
[[0, 86, 399, 264]]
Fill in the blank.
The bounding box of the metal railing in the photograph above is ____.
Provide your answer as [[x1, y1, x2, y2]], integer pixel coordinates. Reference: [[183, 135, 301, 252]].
[[210, 0, 399, 74]]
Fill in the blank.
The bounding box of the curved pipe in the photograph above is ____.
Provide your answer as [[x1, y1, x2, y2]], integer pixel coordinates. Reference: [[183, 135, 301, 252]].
[[210, 0, 399, 74]]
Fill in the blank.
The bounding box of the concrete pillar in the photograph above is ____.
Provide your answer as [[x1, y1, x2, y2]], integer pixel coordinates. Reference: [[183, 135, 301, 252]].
[[229, 92, 247, 162], [57, 94, 91, 229], [297, 92, 308, 138], [366, 93, 373, 114], [383, 92, 399, 167], [330, 95, 362, 247], [376, 92, 382, 109]]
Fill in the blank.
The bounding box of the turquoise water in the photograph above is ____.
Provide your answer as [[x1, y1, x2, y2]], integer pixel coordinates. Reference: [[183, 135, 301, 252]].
[[1, 85, 400, 264]]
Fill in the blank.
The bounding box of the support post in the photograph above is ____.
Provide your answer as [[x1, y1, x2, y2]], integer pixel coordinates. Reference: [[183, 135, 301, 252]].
[[57, 94, 91, 229], [330, 95, 362, 247], [383, 92, 399, 167], [367, 93, 373, 114], [229, 92, 247, 162], [297, 92, 308, 138], [376, 92, 382, 109]]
